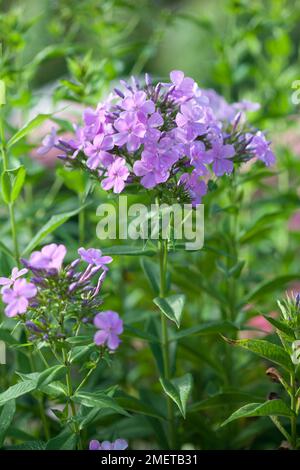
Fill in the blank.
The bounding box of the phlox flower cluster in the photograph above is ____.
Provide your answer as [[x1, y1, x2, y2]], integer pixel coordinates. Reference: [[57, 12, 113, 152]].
[[40, 70, 276, 205], [0, 244, 123, 351]]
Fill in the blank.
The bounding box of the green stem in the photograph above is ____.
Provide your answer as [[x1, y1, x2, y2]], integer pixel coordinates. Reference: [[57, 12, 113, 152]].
[[28, 349, 50, 441], [63, 349, 82, 450], [79, 194, 85, 245], [290, 373, 297, 449], [75, 364, 97, 394], [0, 109, 20, 265], [159, 237, 175, 449]]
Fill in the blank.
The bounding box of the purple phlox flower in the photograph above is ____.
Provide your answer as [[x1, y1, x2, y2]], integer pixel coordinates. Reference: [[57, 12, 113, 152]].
[[37, 127, 58, 155], [205, 136, 235, 177], [133, 142, 176, 189], [180, 172, 207, 206], [68, 126, 86, 159], [89, 439, 128, 451], [78, 247, 113, 269], [26, 244, 66, 272], [94, 310, 123, 350], [246, 131, 276, 167], [0, 267, 28, 292], [189, 141, 211, 176], [233, 99, 260, 113], [121, 90, 155, 115], [175, 101, 207, 138], [101, 157, 129, 193], [84, 133, 114, 169], [92, 271, 107, 298], [113, 112, 146, 152], [169, 70, 196, 102], [2, 278, 37, 317], [82, 107, 103, 140]]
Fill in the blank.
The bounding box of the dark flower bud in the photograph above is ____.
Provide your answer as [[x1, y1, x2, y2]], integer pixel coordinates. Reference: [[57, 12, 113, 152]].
[[25, 321, 42, 333], [268, 392, 280, 400], [266, 367, 282, 383], [43, 334, 49, 341], [114, 88, 125, 99], [296, 293, 300, 309]]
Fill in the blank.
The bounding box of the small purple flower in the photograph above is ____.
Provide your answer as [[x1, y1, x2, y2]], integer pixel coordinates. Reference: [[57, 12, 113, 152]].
[[84, 133, 114, 169], [206, 137, 235, 176], [180, 172, 207, 206], [189, 141, 211, 176], [89, 439, 128, 450], [0, 267, 28, 291], [247, 131, 276, 167], [37, 127, 58, 155], [121, 90, 155, 115], [26, 244, 66, 272], [78, 247, 112, 269], [101, 157, 129, 193], [113, 113, 146, 152], [2, 279, 37, 317], [94, 311, 123, 350], [169, 70, 195, 102]]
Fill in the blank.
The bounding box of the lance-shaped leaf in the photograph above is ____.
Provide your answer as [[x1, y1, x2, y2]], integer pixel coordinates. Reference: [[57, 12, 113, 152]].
[[22, 206, 85, 255], [221, 400, 294, 427], [223, 337, 293, 372], [263, 315, 295, 340], [160, 373, 193, 418], [154, 294, 186, 328], [0, 380, 37, 406], [72, 391, 130, 417], [7, 113, 51, 148], [0, 400, 16, 447]]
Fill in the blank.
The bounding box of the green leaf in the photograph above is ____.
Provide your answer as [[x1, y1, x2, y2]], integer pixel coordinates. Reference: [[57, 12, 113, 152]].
[[69, 344, 95, 363], [224, 337, 293, 372], [243, 275, 300, 304], [1, 171, 11, 204], [0, 380, 37, 406], [7, 440, 46, 450], [7, 114, 51, 148], [0, 80, 6, 105], [189, 392, 262, 413], [57, 167, 86, 194], [37, 365, 67, 388], [11, 166, 26, 202], [0, 328, 18, 345], [154, 295, 185, 328], [22, 207, 85, 255], [115, 395, 165, 419], [0, 240, 15, 260], [72, 392, 130, 416], [263, 315, 295, 340], [141, 258, 160, 295], [159, 373, 193, 418], [172, 320, 238, 340], [102, 245, 156, 256], [45, 429, 77, 450], [0, 400, 16, 447], [221, 400, 294, 427]]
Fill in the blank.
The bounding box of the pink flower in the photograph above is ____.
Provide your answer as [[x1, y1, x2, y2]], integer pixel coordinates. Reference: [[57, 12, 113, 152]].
[[239, 313, 276, 339], [94, 311, 123, 350], [26, 244, 66, 272], [0, 267, 28, 292], [2, 279, 37, 317], [101, 157, 129, 193], [78, 247, 112, 269], [84, 133, 114, 169]]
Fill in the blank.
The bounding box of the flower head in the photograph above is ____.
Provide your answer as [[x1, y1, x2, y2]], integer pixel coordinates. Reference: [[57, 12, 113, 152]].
[[2, 279, 37, 317], [89, 439, 128, 450], [78, 247, 112, 269], [94, 310, 123, 350], [101, 157, 129, 193], [25, 244, 66, 272]]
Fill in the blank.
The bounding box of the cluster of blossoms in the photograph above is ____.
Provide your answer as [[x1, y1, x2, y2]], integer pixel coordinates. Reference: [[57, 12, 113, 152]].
[[0, 244, 123, 351], [40, 70, 275, 205], [89, 439, 128, 450]]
